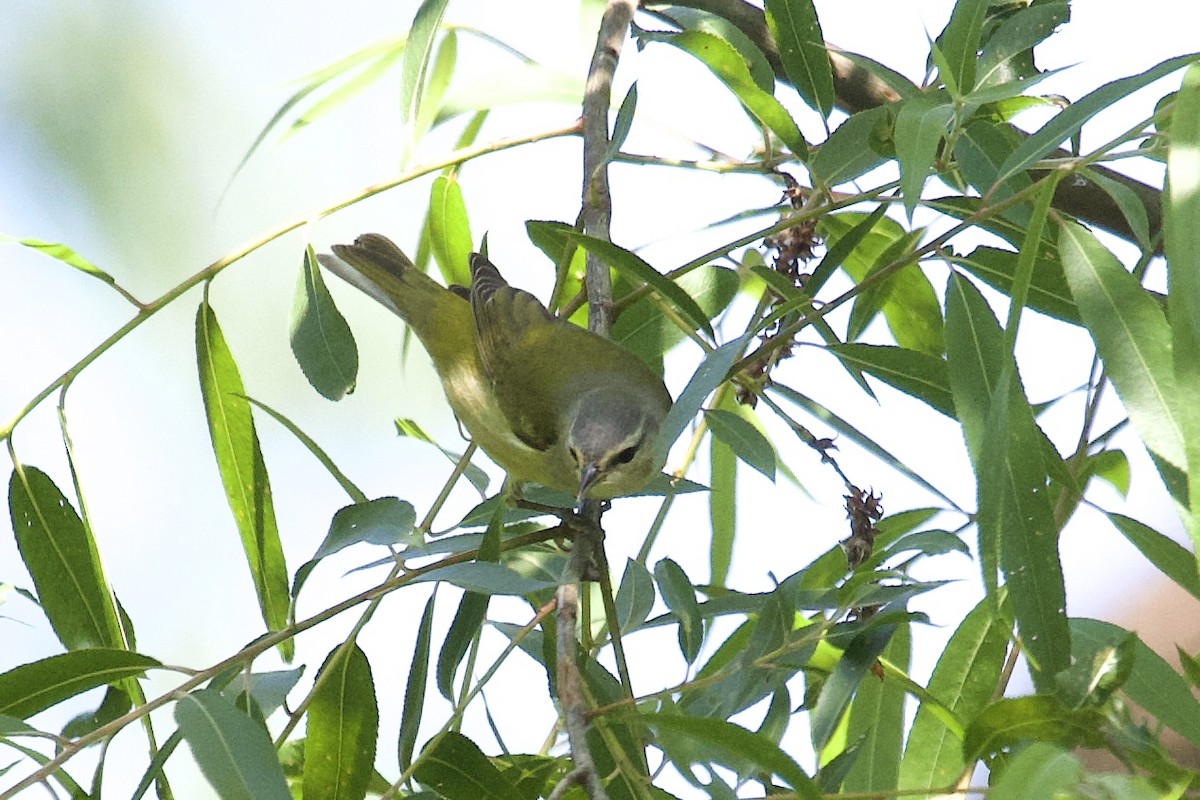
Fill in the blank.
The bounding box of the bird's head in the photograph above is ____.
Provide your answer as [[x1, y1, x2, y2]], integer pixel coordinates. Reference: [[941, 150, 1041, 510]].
[[565, 387, 664, 502]]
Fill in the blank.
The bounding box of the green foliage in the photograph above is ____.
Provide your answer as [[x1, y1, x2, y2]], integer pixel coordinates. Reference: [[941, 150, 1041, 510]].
[[303, 643, 379, 800], [4, 1, 1200, 798], [292, 244, 359, 401], [196, 299, 293, 661]]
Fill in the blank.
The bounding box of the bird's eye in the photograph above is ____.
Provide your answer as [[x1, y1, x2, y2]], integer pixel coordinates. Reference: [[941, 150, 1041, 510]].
[[613, 446, 638, 466]]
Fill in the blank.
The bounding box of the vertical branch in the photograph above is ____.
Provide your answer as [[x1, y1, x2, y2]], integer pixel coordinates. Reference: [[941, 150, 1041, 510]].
[[549, 4, 638, 800], [551, 580, 608, 800], [580, 0, 636, 335]]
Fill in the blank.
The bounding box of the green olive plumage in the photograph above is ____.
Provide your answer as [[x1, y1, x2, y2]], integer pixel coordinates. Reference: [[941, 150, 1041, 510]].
[[319, 234, 672, 499]]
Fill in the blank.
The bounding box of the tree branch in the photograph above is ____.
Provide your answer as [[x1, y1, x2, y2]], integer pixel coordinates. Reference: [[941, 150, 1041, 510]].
[[644, 0, 1163, 249], [548, 5, 641, 800], [581, 0, 637, 335]]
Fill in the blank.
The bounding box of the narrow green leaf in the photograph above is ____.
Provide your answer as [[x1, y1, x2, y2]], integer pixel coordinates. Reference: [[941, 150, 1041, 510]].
[[822, 213, 942, 355], [1, 234, 118, 286], [894, 97, 954, 221], [944, 274, 1007, 472], [292, 244, 359, 401], [613, 264, 739, 371], [643, 29, 808, 157], [654, 558, 703, 663], [683, 589, 796, 719], [1083, 167, 1152, 251], [770, 385, 959, 510], [1071, 618, 1200, 750], [873, 257, 945, 355], [960, 68, 1066, 105], [246, 395, 367, 502], [660, 6, 776, 92], [0, 650, 159, 719], [529, 222, 715, 339], [944, 272, 1008, 596], [196, 302, 291, 659], [810, 106, 892, 188], [951, 244, 1078, 325], [653, 335, 751, 464], [928, 196, 1048, 251], [0, 714, 38, 735], [414, 732, 525, 800], [709, 434, 736, 587], [614, 559, 656, 635], [809, 205, 891, 295], [974, 2, 1070, 90], [414, 562, 558, 595], [764, 0, 834, 117], [315, 498, 418, 559], [303, 643, 378, 800], [982, 375, 1067, 686], [435, 64, 584, 124], [413, 29, 458, 141], [1166, 62, 1200, 567], [1059, 221, 1188, 503], [646, 714, 821, 799], [602, 82, 638, 165], [954, 120, 1032, 228], [1004, 171, 1061, 349], [399, 0, 450, 125], [810, 620, 898, 753], [935, 0, 989, 92], [898, 597, 1012, 792], [398, 594, 436, 773], [290, 49, 404, 134], [988, 742, 1081, 800], [997, 52, 1200, 183], [8, 465, 125, 651], [175, 688, 292, 800], [826, 343, 954, 418], [428, 175, 473, 287], [879, 529, 970, 561], [294, 498, 414, 613], [948, 274, 1067, 682], [843, 624, 910, 793], [704, 409, 776, 480], [1106, 512, 1200, 600], [231, 37, 403, 175], [435, 510, 500, 700]]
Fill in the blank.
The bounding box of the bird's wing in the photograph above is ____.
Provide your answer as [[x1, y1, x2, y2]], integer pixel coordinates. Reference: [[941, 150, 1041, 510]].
[[469, 253, 562, 450]]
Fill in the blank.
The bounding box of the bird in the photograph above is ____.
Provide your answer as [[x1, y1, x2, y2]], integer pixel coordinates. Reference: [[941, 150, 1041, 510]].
[[319, 233, 673, 501]]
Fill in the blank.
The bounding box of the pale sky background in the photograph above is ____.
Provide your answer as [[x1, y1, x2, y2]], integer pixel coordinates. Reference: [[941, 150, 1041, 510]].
[[1, 1, 1197, 796]]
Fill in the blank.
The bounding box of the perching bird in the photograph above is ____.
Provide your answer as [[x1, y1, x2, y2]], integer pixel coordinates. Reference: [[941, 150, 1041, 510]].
[[319, 233, 672, 501]]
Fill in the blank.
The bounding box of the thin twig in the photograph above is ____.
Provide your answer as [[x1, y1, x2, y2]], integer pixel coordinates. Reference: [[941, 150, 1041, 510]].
[[552, 578, 608, 800], [580, 0, 636, 336], [549, 5, 639, 800]]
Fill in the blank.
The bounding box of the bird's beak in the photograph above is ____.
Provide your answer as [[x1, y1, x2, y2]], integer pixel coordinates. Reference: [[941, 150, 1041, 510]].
[[576, 462, 602, 508]]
